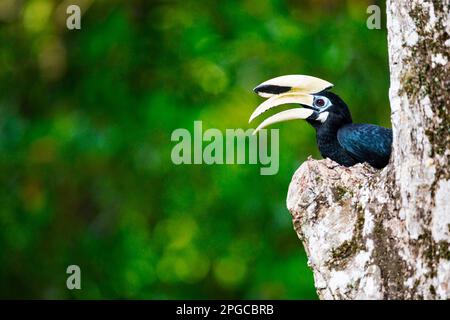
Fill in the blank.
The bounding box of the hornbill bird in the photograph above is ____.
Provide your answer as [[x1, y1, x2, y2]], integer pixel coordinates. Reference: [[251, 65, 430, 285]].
[[249, 75, 392, 169]]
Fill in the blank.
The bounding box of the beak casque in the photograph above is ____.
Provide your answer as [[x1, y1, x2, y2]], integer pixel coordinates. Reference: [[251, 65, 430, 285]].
[[250, 75, 333, 134], [253, 75, 333, 98]]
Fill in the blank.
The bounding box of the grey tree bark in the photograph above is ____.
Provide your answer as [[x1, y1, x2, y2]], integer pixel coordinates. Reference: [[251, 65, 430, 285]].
[[287, 0, 450, 299]]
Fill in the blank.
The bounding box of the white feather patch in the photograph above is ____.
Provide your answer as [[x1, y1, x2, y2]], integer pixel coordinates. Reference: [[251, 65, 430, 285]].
[[317, 111, 329, 123]]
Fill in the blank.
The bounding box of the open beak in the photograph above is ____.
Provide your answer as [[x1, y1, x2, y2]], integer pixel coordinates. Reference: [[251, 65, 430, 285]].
[[249, 75, 333, 134], [253, 108, 315, 135]]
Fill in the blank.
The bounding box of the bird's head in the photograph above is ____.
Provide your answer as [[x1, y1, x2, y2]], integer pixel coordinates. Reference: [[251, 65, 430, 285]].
[[250, 75, 352, 134]]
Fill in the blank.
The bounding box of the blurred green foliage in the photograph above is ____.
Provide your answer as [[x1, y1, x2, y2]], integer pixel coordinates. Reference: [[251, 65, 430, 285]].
[[0, 0, 389, 299]]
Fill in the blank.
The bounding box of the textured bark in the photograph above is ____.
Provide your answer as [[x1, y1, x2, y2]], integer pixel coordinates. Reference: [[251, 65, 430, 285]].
[[287, 1, 450, 299]]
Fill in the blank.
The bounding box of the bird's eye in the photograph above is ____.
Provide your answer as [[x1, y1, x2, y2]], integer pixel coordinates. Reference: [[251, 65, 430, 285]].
[[313, 96, 331, 109], [315, 98, 325, 108]]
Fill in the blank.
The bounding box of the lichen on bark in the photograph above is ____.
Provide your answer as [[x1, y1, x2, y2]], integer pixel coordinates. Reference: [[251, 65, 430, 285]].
[[286, 0, 450, 300]]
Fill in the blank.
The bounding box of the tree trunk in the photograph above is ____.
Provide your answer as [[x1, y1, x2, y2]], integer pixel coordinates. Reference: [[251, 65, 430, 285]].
[[287, 0, 450, 300]]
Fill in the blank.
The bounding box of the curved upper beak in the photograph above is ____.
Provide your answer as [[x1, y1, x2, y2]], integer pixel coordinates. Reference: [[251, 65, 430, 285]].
[[253, 75, 333, 98], [249, 75, 333, 134], [249, 93, 314, 123]]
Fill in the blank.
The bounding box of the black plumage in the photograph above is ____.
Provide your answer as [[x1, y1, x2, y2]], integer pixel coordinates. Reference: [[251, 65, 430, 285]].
[[337, 124, 392, 169], [306, 91, 392, 169], [251, 75, 393, 169]]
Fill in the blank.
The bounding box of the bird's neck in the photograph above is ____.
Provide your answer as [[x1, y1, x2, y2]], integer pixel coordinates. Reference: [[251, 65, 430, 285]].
[[316, 126, 342, 153], [312, 119, 356, 165], [309, 117, 349, 136]]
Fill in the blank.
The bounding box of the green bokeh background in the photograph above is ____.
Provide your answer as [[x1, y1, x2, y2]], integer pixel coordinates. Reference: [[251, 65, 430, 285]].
[[0, 0, 390, 299]]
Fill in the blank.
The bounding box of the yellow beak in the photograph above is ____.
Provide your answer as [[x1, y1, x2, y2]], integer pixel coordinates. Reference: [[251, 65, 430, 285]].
[[250, 74, 333, 133]]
